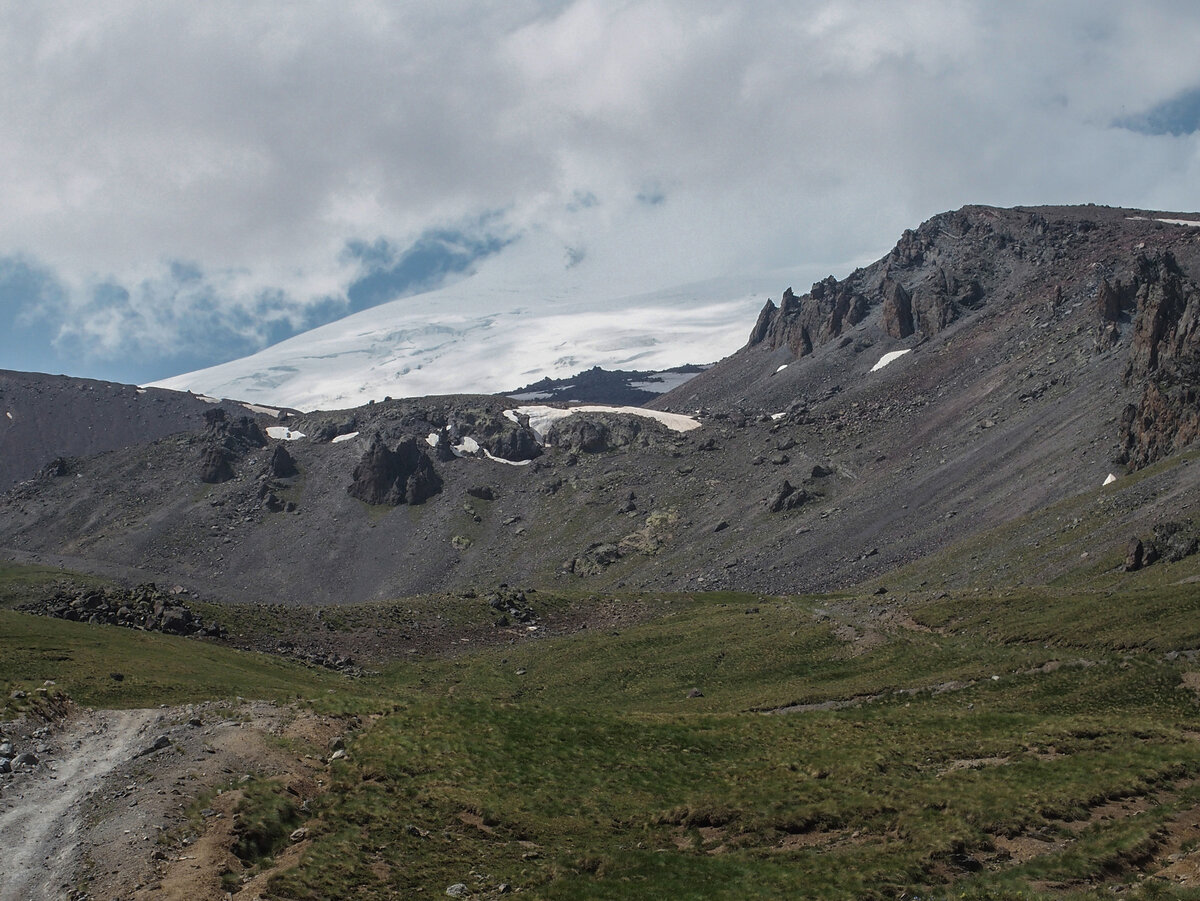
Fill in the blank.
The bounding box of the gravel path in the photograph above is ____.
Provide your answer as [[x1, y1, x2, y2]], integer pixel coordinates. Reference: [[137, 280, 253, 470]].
[[0, 708, 157, 901]]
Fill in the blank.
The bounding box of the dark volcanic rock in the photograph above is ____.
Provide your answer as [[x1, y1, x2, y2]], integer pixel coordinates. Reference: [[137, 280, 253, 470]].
[[347, 436, 443, 506], [268, 444, 299, 478], [198, 444, 235, 484], [766, 480, 810, 513], [198, 409, 269, 483], [545, 413, 671, 454], [1119, 253, 1200, 468]]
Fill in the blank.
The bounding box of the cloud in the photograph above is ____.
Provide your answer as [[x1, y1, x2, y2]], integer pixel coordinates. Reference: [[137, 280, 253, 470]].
[[2, 2, 1200, 383]]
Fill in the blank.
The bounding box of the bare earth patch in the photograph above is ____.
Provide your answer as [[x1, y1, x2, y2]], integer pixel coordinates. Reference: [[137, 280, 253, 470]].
[[0, 699, 346, 901]]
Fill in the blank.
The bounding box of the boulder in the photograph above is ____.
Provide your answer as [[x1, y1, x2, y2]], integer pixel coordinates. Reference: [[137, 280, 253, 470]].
[[1123, 538, 1144, 572], [268, 444, 298, 479], [766, 480, 809, 513], [347, 436, 443, 506], [160, 606, 194, 634]]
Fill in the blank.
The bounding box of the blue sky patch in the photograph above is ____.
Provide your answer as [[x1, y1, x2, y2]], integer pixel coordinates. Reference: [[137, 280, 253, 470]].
[[1115, 86, 1200, 136]]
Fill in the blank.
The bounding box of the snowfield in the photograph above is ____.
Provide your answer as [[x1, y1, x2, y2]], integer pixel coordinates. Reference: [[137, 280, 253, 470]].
[[147, 257, 806, 412]]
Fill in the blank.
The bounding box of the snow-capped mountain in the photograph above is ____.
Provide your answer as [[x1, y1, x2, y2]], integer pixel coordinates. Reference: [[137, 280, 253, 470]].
[[150, 230, 830, 411]]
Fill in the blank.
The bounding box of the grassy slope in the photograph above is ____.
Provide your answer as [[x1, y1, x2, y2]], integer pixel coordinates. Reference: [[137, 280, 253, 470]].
[[4, 561, 1200, 898], [266, 582, 1200, 901]]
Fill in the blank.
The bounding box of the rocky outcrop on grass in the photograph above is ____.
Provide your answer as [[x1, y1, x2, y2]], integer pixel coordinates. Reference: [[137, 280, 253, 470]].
[[19, 583, 226, 637], [1123, 521, 1199, 571]]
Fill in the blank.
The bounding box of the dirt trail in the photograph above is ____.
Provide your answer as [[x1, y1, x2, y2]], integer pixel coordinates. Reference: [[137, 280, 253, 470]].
[[0, 707, 157, 901]]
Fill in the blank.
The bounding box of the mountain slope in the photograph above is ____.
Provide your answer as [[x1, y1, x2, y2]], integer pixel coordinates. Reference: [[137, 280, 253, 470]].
[[3, 205, 1199, 605], [0, 370, 280, 490]]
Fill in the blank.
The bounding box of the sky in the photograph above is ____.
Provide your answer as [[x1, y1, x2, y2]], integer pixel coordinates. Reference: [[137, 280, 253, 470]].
[[3, 0, 1200, 387]]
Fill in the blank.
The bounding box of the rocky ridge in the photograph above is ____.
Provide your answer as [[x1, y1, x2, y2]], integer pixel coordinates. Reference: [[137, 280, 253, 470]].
[[3, 205, 1200, 604]]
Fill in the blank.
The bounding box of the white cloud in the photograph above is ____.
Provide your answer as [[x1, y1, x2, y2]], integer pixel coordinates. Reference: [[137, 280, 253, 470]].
[[2, 1, 1200, 379]]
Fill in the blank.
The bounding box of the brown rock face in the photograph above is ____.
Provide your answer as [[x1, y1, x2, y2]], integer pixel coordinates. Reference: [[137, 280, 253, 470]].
[[347, 436, 442, 506], [881, 279, 914, 339], [1118, 253, 1200, 468]]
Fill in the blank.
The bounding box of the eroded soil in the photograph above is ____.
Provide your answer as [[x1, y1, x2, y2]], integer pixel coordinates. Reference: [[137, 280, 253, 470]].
[[0, 699, 346, 900]]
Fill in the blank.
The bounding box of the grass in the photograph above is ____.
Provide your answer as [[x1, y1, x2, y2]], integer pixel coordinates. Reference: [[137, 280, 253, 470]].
[[0, 609, 343, 712], [5, 558, 1200, 897], [254, 582, 1200, 899]]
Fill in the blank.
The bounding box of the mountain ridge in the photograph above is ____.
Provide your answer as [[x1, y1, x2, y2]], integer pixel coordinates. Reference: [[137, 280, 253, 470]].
[[3, 203, 1199, 606]]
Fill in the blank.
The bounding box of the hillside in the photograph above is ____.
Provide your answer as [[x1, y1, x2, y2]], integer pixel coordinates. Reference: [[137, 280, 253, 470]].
[[0, 370, 277, 491], [2, 205, 1199, 606], [5, 203, 1200, 900]]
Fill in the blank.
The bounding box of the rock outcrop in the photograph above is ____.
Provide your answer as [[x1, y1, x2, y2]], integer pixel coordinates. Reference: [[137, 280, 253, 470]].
[[1118, 253, 1200, 468], [20, 583, 225, 637], [197, 408, 268, 484], [347, 436, 442, 506]]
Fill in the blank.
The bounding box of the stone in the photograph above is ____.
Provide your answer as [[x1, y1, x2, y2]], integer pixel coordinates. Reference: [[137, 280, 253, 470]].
[[446, 884, 468, 897], [1153, 521, 1199, 562], [136, 735, 171, 758], [347, 436, 443, 506], [766, 481, 809, 513], [268, 444, 299, 478], [160, 607, 194, 635], [1123, 537, 1144, 572]]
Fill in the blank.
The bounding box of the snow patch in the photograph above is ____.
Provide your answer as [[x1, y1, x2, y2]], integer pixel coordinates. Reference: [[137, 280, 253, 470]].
[[242, 403, 281, 416], [1128, 216, 1200, 228], [4, 411, 11, 420], [266, 426, 305, 440], [628, 371, 702, 393], [775, 364, 788, 374], [511, 404, 701, 443], [770, 412, 787, 421], [136, 388, 147, 395], [483, 449, 532, 467], [331, 432, 359, 444], [1103, 473, 1118, 486], [196, 394, 221, 404], [870, 349, 912, 373], [426, 432, 441, 447]]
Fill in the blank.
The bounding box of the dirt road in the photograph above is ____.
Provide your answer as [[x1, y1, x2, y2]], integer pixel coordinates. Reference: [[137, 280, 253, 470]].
[[0, 699, 344, 900], [0, 707, 157, 901]]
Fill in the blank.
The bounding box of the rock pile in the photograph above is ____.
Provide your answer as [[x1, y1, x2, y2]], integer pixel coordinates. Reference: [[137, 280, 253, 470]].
[[1123, 520, 1200, 571], [485, 586, 539, 628], [271, 641, 359, 673], [20, 583, 226, 637]]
